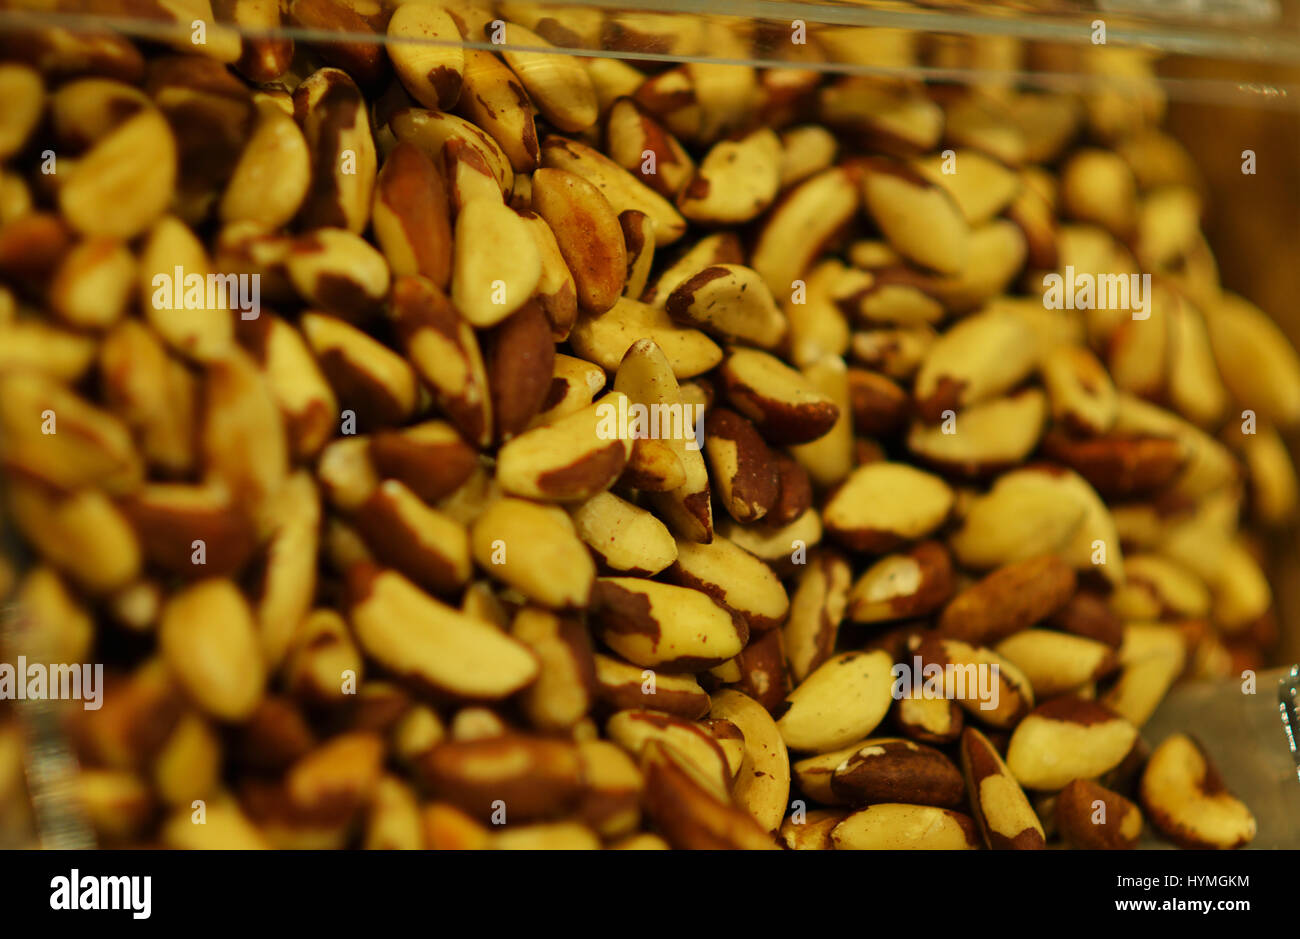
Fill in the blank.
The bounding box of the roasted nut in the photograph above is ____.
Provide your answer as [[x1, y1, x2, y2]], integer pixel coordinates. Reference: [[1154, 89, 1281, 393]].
[[718, 347, 838, 444], [1056, 778, 1142, 850], [372, 141, 453, 287], [1005, 697, 1138, 791], [830, 738, 964, 808], [639, 740, 778, 850], [668, 535, 789, 633], [847, 541, 954, 624], [823, 462, 953, 553], [938, 555, 1075, 645], [531, 167, 627, 314], [590, 577, 747, 671], [776, 650, 894, 752], [386, 4, 465, 110], [960, 727, 1045, 850]]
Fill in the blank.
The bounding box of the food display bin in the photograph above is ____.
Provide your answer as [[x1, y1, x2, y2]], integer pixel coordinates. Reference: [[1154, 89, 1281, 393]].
[[1, 0, 1299, 855]]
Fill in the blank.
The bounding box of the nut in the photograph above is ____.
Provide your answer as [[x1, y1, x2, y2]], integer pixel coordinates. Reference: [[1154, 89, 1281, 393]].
[[1056, 778, 1142, 850], [776, 650, 894, 752], [831, 804, 980, 850], [1140, 734, 1255, 849], [960, 727, 1045, 850], [590, 577, 748, 671], [1005, 697, 1138, 791]]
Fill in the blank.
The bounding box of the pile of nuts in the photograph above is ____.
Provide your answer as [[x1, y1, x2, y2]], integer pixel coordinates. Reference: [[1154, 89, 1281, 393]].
[[0, 0, 1297, 850]]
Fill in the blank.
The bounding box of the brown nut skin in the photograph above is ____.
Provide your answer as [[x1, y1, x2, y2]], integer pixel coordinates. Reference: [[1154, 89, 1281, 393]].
[[830, 739, 965, 809], [1139, 733, 1256, 850], [960, 726, 1046, 851], [1056, 778, 1142, 850], [1039, 431, 1186, 499], [847, 368, 910, 437], [769, 453, 813, 526], [703, 407, 779, 524], [719, 348, 840, 445], [485, 300, 556, 443], [372, 141, 453, 288], [531, 167, 628, 314], [640, 739, 780, 850], [938, 555, 1076, 645], [1046, 589, 1124, 649], [729, 628, 791, 714], [368, 423, 478, 504]]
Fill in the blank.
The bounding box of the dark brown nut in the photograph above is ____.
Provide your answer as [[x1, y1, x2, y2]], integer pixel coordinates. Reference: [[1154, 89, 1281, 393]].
[[457, 48, 539, 173], [703, 407, 778, 524], [640, 740, 779, 850], [347, 563, 539, 700], [236, 314, 338, 461], [777, 650, 894, 752], [937, 555, 1076, 645], [372, 141, 453, 288], [847, 368, 909, 437], [484, 301, 555, 443], [120, 482, 257, 578], [769, 453, 813, 526], [294, 68, 377, 234], [1046, 589, 1124, 649], [511, 607, 597, 733], [368, 421, 477, 503], [718, 347, 838, 445], [619, 210, 656, 300], [0, 212, 73, 290], [531, 167, 628, 314], [592, 653, 711, 720], [668, 535, 789, 633], [959, 727, 1045, 850], [912, 307, 1038, 422], [1139, 734, 1255, 850], [289, 0, 388, 87], [418, 735, 582, 823], [817, 77, 941, 156], [1039, 431, 1187, 499], [48, 237, 135, 330], [220, 104, 309, 229], [906, 389, 1048, 479], [590, 577, 747, 671], [495, 21, 597, 133], [605, 97, 695, 199], [666, 264, 787, 350], [995, 630, 1118, 699], [386, 3, 464, 110], [519, 211, 579, 340], [792, 739, 871, 805], [1006, 697, 1138, 791], [138, 215, 234, 362], [470, 497, 595, 609], [893, 692, 964, 746], [352, 479, 471, 597], [570, 491, 678, 576], [832, 804, 980, 850], [541, 135, 687, 245], [1056, 779, 1142, 850], [858, 158, 969, 275], [233, 697, 316, 773], [725, 630, 791, 715], [783, 550, 850, 684], [495, 395, 631, 502], [913, 637, 1035, 730], [830, 739, 964, 809], [677, 128, 781, 224], [300, 312, 418, 429], [823, 462, 953, 554], [159, 579, 267, 722], [0, 371, 144, 494], [847, 541, 954, 624], [750, 166, 858, 296], [283, 609, 365, 706], [288, 228, 391, 319], [606, 709, 732, 796], [451, 199, 542, 327], [388, 275, 491, 447], [574, 739, 643, 838], [575, 296, 722, 379]]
